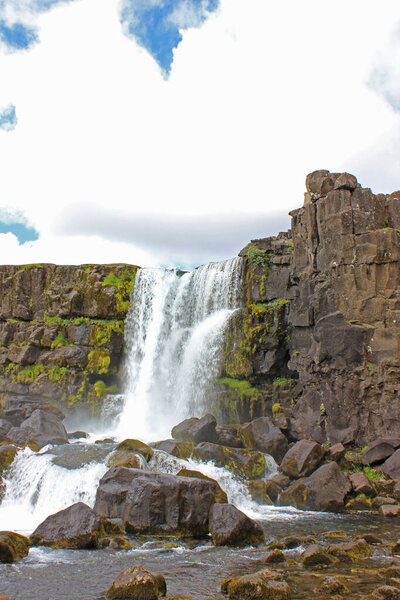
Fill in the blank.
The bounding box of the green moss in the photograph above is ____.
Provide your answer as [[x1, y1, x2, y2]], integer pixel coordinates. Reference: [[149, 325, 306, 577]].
[[363, 466, 382, 481], [89, 320, 124, 347], [93, 380, 118, 398], [50, 332, 70, 349], [247, 246, 274, 267], [215, 377, 260, 399], [272, 402, 284, 417], [17, 264, 44, 273], [16, 364, 46, 384], [102, 269, 137, 314], [273, 377, 292, 387], [87, 349, 111, 374]]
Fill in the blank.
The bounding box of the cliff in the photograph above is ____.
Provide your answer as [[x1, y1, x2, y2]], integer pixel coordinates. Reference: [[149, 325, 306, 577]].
[[218, 170, 400, 446], [0, 264, 138, 414]]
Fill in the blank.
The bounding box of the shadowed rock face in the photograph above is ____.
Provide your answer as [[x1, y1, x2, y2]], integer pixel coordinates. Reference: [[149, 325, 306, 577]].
[[219, 170, 400, 446]]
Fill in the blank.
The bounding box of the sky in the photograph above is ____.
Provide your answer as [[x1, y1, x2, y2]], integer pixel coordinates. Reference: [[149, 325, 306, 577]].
[[0, 0, 399, 269]]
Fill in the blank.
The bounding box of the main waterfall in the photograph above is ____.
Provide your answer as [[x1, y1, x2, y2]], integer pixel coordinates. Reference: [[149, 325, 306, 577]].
[[114, 257, 244, 441]]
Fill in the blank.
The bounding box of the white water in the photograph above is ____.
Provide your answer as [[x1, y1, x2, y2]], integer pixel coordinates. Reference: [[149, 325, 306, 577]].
[[114, 258, 244, 441]]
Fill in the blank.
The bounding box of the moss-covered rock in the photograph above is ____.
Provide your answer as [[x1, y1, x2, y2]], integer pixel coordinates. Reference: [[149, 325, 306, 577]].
[[115, 439, 154, 461], [106, 565, 166, 599], [192, 442, 265, 479], [0, 531, 30, 563], [151, 440, 194, 460], [226, 569, 289, 600], [247, 481, 274, 505], [176, 468, 228, 503], [0, 445, 18, 474], [107, 451, 145, 469]]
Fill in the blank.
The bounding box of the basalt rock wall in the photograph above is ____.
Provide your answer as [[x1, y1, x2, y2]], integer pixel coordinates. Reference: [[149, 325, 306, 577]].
[[0, 264, 138, 415], [219, 170, 400, 446]]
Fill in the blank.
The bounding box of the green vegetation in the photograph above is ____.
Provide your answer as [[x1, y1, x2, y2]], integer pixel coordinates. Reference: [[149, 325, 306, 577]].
[[247, 246, 274, 267], [87, 348, 111, 374], [273, 376, 292, 387], [102, 269, 137, 314], [93, 380, 119, 398], [16, 264, 43, 273], [215, 377, 260, 399], [272, 402, 284, 417], [50, 332, 69, 349]]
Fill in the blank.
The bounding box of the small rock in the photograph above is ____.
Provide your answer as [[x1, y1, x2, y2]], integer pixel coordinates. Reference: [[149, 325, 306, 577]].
[[0, 445, 18, 475], [109, 536, 132, 550], [247, 481, 274, 505], [323, 531, 347, 540], [0, 531, 30, 563], [264, 549, 286, 564], [115, 439, 153, 461], [373, 497, 397, 509], [301, 544, 336, 568], [392, 541, 400, 556], [317, 576, 349, 594], [327, 443, 346, 461], [345, 496, 373, 511], [356, 533, 382, 544], [226, 570, 289, 600], [350, 472, 374, 496], [151, 440, 193, 460], [171, 414, 217, 445], [280, 439, 325, 478], [381, 505, 400, 517], [267, 535, 317, 550], [106, 565, 166, 599], [327, 539, 372, 561], [107, 451, 144, 470], [68, 431, 89, 440], [209, 503, 264, 547]]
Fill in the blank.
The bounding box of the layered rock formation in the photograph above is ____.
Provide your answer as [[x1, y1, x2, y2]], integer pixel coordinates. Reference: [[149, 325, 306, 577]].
[[218, 170, 400, 446], [0, 264, 138, 414]]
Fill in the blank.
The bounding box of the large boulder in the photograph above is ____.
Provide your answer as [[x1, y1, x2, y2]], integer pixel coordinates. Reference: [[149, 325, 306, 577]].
[[192, 442, 265, 479], [278, 462, 351, 511], [279, 439, 324, 478], [7, 409, 68, 449], [176, 469, 228, 503], [224, 569, 289, 600], [379, 450, 400, 480], [151, 440, 194, 459], [0, 531, 30, 563], [30, 502, 120, 549], [209, 503, 264, 547], [0, 445, 18, 475], [94, 467, 215, 537], [362, 439, 400, 466], [239, 417, 288, 462], [106, 565, 166, 600], [3, 396, 65, 426], [171, 414, 217, 445]]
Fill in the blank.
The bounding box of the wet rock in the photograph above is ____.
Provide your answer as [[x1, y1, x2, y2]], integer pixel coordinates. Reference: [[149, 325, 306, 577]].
[[327, 539, 372, 561], [115, 439, 153, 461], [225, 569, 288, 600], [380, 567, 400, 580], [239, 417, 288, 462], [345, 496, 373, 511], [373, 586, 400, 600], [381, 505, 400, 517], [279, 440, 325, 478], [301, 544, 336, 568], [0, 531, 30, 563], [109, 536, 131, 550], [279, 462, 351, 511], [151, 439, 194, 460], [3, 396, 65, 426], [192, 442, 265, 479], [209, 503, 264, 547], [107, 451, 145, 470], [68, 430, 89, 440], [267, 535, 317, 550], [264, 549, 286, 564], [0, 445, 18, 474], [270, 473, 290, 489], [323, 531, 347, 540], [7, 409, 69, 449], [247, 481, 274, 505], [357, 533, 382, 544], [176, 468, 228, 503], [50, 443, 109, 470], [392, 541, 400, 556], [31, 502, 121, 549], [373, 496, 397, 509], [95, 467, 215, 537], [317, 576, 349, 594], [363, 439, 400, 466], [216, 425, 243, 448], [327, 443, 346, 461], [264, 480, 283, 502], [380, 450, 400, 480], [171, 414, 217, 445], [106, 565, 166, 600], [350, 472, 374, 496]]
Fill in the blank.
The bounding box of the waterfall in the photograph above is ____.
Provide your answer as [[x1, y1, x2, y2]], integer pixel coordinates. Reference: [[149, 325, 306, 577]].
[[114, 257, 244, 441]]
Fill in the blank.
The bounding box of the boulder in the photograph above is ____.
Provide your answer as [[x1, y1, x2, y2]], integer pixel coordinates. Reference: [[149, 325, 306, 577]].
[[106, 451, 145, 470], [301, 544, 336, 568], [106, 565, 166, 600], [151, 439, 193, 459], [278, 462, 351, 511], [68, 430, 89, 440], [176, 469, 227, 503], [381, 505, 400, 517], [192, 442, 265, 479], [216, 425, 243, 448], [334, 172, 358, 191], [373, 496, 397, 509], [264, 549, 286, 564], [0, 445, 18, 474], [30, 502, 121, 549], [306, 170, 337, 198], [171, 414, 217, 445], [362, 439, 400, 466], [0, 531, 30, 563], [327, 539, 372, 561], [350, 472, 374, 496], [115, 439, 153, 461], [226, 572, 290, 600], [3, 396, 65, 426], [327, 443, 346, 461], [345, 496, 372, 511], [279, 440, 324, 478], [373, 586, 400, 600], [379, 450, 400, 480], [247, 481, 274, 505], [7, 409, 69, 449], [209, 503, 264, 547], [317, 576, 349, 594], [239, 417, 288, 462], [94, 467, 215, 537]]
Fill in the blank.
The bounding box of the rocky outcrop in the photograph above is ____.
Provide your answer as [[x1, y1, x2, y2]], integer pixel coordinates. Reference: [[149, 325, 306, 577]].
[[0, 263, 138, 415], [217, 171, 400, 446]]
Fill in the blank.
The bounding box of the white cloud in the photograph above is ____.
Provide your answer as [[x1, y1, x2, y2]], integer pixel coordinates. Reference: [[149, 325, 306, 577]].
[[168, 1, 216, 29], [0, 0, 399, 267]]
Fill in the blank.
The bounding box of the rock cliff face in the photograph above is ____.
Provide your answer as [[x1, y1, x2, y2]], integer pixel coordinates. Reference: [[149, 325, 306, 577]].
[[0, 264, 138, 414], [218, 170, 400, 446]]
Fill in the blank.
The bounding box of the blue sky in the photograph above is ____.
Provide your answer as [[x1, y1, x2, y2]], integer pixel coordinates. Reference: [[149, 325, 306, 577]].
[[0, 0, 399, 267]]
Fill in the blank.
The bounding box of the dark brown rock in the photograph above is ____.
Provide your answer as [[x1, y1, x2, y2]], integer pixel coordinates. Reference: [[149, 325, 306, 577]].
[[380, 450, 400, 480], [239, 417, 288, 462], [216, 425, 243, 448], [301, 544, 336, 567], [7, 409, 68, 449], [151, 439, 193, 459], [192, 442, 265, 479], [350, 472, 374, 496], [373, 586, 400, 600], [264, 549, 286, 564], [225, 569, 287, 600], [373, 496, 397, 509], [327, 539, 372, 561], [317, 576, 349, 594], [279, 439, 324, 478], [171, 414, 217, 445], [363, 439, 400, 466], [209, 503, 264, 547], [94, 467, 215, 537], [106, 565, 166, 599], [0, 531, 30, 563], [381, 505, 400, 517], [176, 469, 228, 503], [334, 172, 358, 191], [327, 443, 346, 461], [306, 170, 336, 198]]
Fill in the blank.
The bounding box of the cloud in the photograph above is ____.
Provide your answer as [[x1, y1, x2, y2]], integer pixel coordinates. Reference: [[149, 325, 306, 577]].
[[0, 19, 38, 50], [120, 0, 219, 74], [368, 24, 400, 112], [54, 205, 291, 267], [0, 104, 17, 130], [0, 206, 39, 242]]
